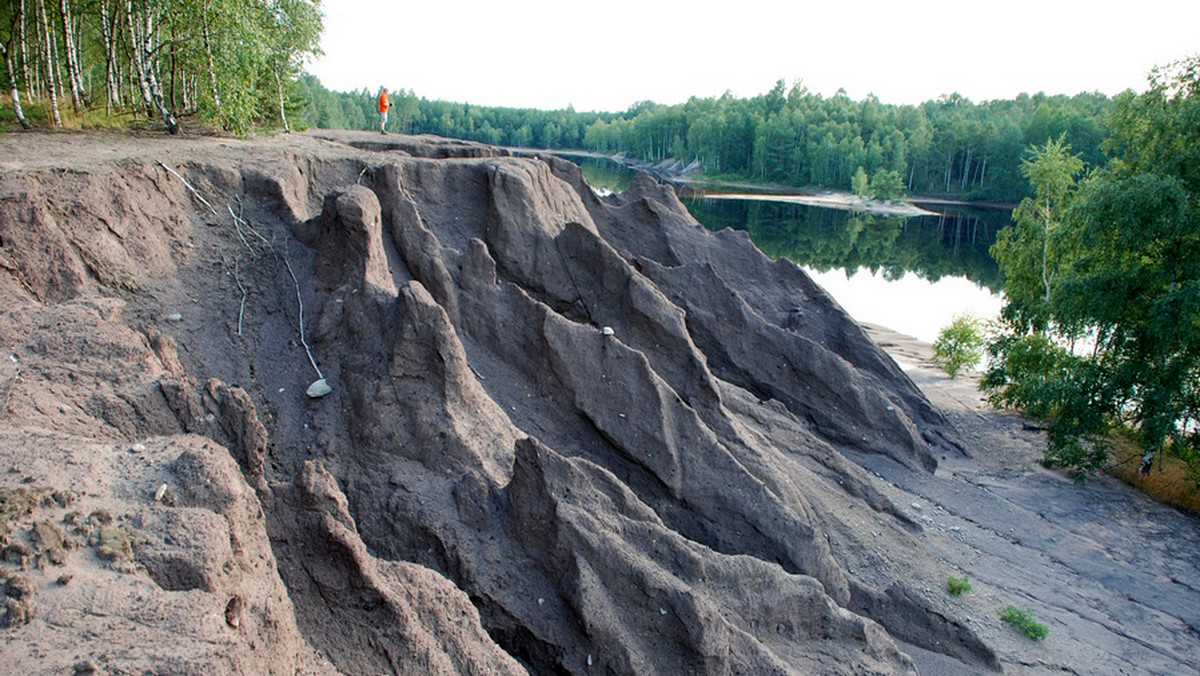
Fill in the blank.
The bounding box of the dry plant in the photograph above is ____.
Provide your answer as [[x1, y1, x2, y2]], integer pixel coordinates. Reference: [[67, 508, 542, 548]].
[[1107, 437, 1200, 514]]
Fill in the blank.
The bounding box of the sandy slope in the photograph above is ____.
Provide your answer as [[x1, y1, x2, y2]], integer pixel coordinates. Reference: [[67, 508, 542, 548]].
[[0, 129, 1195, 676]]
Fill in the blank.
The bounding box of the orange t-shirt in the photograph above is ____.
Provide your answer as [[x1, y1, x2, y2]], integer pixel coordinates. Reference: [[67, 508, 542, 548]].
[[378, 92, 390, 113]]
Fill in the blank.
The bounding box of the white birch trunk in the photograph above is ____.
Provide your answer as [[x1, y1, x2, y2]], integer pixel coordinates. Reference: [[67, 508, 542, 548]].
[[1, 42, 32, 129], [58, 0, 85, 112], [35, 0, 62, 126]]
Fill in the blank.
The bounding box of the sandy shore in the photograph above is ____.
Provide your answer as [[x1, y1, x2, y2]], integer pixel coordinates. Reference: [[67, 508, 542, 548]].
[[702, 192, 937, 217]]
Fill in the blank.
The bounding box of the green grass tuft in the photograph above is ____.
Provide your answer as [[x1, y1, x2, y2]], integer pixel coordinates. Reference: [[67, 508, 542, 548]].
[[946, 575, 972, 596], [1000, 605, 1049, 641]]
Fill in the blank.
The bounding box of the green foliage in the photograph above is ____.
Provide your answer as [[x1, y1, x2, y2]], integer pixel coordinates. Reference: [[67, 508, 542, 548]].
[[869, 169, 906, 200], [991, 137, 1084, 331], [946, 575, 972, 596], [932, 315, 985, 378], [984, 56, 1200, 478], [0, 0, 322, 134], [851, 166, 870, 197], [1000, 605, 1049, 641]]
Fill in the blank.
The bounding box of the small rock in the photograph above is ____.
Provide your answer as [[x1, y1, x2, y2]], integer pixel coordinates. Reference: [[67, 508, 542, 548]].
[[154, 484, 168, 502], [306, 378, 332, 398], [225, 595, 244, 629], [911, 502, 923, 511], [601, 326, 614, 336], [165, 313, 183, 322]]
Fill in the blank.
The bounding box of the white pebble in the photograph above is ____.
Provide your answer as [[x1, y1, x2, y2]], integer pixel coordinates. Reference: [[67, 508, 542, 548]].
[[306, 379, 332, 398]]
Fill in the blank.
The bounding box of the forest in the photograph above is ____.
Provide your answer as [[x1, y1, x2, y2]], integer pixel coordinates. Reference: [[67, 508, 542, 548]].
[[0, 0, 322, 134], [2, 0, 1113, 208], [296, 76, 1113, 205]]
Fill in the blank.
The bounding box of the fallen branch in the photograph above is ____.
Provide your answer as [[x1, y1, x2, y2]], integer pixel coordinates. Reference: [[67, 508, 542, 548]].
[[282, 245, 323, 381], [231, 198, 272, 247], [158, 162, 218, 215], [228, 204, 255, 254], [232, 259, 248, 336]]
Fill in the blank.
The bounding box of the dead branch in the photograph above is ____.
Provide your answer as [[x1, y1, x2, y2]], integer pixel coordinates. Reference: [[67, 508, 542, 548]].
[[227, 204, 255, 254], [282, 245, 323, 381], [158, 162, 218, 215], [231, 198, 272, 247], [232, 259, 248, 336]]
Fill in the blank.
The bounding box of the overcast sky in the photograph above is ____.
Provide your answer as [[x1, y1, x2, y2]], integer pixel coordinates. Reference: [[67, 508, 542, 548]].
[[307, 1, 1199, 112]]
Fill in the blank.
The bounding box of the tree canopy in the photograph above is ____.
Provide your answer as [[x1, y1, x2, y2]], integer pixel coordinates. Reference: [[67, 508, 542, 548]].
[[983, 57, 1200, 478], [1, 0, 323, 134], [297, 76, 1114, 206]]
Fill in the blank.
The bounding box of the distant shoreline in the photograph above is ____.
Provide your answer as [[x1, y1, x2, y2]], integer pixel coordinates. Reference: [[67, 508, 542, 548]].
[[528, 148, 1014, 218], [700, 191, 937, 218]]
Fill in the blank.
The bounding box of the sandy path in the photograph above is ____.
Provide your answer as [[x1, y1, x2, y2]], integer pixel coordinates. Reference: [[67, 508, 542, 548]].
[[864, 324, 1200, 675]]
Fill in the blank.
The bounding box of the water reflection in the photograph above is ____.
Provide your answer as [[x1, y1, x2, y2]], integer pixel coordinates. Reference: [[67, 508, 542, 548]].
[[563, 153, 633, 195], [681, 196, 1004, 293]]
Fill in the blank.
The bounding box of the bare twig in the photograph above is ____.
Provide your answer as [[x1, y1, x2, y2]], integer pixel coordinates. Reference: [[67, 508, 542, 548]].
[[158, 162, 218, 215], [282, 245, 323, 381], [232, 259, 248, 336], [228, 204, 255, 254], [231, 198, 272, 247]]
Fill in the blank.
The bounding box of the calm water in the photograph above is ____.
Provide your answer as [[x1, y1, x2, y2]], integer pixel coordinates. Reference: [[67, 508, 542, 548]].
[[568, 155, 1008, 343]]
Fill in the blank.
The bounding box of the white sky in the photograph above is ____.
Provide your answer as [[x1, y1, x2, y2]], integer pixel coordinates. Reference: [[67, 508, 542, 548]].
[[307, 0, 1200, 112]]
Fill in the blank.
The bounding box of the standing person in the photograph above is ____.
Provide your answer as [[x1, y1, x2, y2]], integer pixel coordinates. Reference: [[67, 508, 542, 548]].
[[378, 88, 391, 134]]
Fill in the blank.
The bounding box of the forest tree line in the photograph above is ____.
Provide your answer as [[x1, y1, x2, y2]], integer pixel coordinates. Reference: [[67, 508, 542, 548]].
[[298, 76, 1113, 204], [0, 0, 322, 134]]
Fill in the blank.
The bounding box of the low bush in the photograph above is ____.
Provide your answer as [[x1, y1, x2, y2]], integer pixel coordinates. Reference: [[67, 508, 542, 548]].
[[1000, 605, 1049, 641], [946, 575, 971, 596], [932, 314, 985, 378]]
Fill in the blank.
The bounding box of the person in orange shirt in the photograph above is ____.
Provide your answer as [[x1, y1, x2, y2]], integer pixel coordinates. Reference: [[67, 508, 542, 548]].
[[378, 88, 391, 135]]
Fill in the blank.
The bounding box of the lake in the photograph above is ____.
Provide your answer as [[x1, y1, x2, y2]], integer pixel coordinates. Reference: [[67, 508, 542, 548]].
[[565, 154, 1009, 344]]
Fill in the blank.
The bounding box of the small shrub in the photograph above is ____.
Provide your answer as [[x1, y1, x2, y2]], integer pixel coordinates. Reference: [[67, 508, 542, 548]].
[[1000, 605, 1049, 641], [946, 575, 971, 596], [932, 314, 985, 378]]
